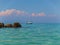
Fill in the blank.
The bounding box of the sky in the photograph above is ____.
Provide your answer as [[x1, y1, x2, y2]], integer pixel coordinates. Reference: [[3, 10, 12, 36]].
[[0, 0, 60, 23]]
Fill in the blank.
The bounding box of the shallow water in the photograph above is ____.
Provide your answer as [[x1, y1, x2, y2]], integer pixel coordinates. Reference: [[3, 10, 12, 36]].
[[0, 23, 60, 45]]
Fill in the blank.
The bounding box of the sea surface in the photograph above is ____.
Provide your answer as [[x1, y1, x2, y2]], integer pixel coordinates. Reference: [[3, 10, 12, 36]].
[[0, 23, 60, 45]]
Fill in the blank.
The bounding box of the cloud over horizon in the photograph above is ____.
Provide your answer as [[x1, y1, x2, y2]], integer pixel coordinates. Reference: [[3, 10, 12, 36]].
[[0, 9, 46, 17], [32, 12, 46, 16], [0, 9, 57, 17], [0, 9, 27, 16]]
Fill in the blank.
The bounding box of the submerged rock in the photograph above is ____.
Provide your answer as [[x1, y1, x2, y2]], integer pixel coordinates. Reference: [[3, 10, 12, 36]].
[[13, 22, 22, 28], [0, 23, 4, 28]]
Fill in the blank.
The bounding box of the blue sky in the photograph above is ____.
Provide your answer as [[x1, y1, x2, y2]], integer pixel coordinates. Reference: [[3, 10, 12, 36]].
[[0, 0, 60, 23]]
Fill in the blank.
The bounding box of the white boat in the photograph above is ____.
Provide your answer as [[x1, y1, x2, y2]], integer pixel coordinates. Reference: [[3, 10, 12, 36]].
[[26, 21, 32, 24]]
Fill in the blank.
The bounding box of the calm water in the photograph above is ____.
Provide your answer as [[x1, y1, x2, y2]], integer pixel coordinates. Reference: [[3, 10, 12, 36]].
[[0, 23, 60, 45]]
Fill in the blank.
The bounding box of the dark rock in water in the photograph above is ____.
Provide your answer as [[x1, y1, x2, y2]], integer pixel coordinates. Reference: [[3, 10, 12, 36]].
[[0, 22, 22, 28], [13, 22, 22, 28], [4, 24, 12, 28], [0, 23, 4, 28]]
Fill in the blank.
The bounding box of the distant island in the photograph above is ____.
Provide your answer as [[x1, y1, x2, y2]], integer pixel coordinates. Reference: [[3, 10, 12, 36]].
[[0, 22, 22, 28]]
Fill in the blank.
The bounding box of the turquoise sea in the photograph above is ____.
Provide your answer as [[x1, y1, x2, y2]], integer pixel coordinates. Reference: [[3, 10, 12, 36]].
[[0, 23, 60, 45]]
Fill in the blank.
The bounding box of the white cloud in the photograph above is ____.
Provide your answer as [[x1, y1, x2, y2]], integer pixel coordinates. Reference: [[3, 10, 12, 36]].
[[32, 12, 45, 16], [0, 9, 27, 16]]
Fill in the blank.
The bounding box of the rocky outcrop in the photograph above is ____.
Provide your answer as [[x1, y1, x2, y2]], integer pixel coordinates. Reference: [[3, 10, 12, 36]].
[[5, 24, 12, 28], [0, 22, 22, 28], [0, 23, 4, 28], [13, 22, 22, 28]]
